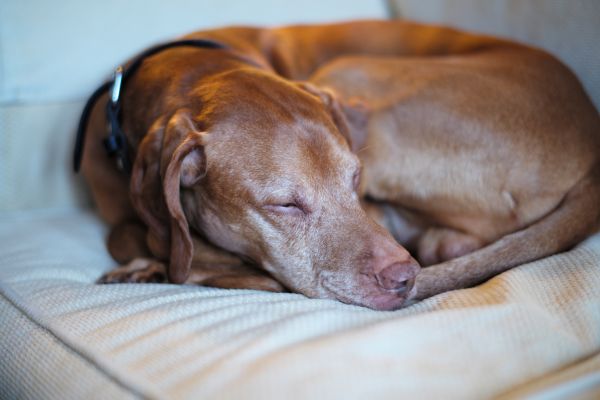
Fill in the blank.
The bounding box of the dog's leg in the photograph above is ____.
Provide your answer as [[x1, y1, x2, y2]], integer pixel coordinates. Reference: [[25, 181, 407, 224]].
[[264, 20, 521, 79], [188, 263, 285, 292], [98, 258, 167, 283], [98, 258, 284, 292], [189, 235, 285, 291], [364, 201, 484, 266], [362, 199, 428, 252], [107, 220, 151, 264], [417, 228, 484, 266], [99, 233, 285, 291], [412, 166, 600, 301]]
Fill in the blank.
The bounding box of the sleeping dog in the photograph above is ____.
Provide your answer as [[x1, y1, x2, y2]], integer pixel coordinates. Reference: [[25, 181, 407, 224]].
[[77, 20, 600, 310]]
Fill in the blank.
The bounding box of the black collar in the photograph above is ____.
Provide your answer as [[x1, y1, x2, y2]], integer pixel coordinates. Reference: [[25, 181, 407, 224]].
[[73, 39, 227, 173]]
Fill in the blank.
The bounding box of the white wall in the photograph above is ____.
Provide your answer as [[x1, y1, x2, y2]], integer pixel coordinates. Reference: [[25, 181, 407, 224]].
[[0, 0, 388, 104]]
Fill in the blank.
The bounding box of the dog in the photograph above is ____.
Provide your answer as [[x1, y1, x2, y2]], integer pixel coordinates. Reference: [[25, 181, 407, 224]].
[[79, 20, 600, 310]]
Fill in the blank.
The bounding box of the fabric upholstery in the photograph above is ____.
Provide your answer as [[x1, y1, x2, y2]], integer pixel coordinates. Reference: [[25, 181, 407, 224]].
[[0, 296, 137, 400], [1, 210, 599, 399]]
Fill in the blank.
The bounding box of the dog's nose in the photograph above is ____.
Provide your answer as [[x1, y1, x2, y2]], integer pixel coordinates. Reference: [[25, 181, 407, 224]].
[[374, 261, 417, 293]]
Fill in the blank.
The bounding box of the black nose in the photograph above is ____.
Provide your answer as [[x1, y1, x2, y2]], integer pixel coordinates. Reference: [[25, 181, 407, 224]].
[[374, 262, 417, 293]]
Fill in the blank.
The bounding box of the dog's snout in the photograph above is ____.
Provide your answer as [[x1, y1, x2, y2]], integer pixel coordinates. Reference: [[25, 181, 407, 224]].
[[374, 261, 417, 293]]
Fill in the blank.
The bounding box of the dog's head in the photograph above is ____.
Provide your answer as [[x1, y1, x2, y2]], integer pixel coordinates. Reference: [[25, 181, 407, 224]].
[[131, 68, 420, 310]]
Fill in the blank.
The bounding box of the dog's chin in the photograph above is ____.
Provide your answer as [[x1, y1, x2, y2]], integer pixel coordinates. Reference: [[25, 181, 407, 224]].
[[320, 279, 412, 311], [342, 289, 414, 311], [356, 293, 411, 311]]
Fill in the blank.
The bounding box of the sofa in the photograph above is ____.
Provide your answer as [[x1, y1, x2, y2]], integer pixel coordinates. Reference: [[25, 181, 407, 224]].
[[1, 1, 599, 398]]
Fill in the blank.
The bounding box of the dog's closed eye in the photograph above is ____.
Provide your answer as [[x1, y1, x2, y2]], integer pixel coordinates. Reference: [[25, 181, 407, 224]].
[[264, 198, 309, 216], [353, 169, 361, 191], [264, 203, 305, 215]]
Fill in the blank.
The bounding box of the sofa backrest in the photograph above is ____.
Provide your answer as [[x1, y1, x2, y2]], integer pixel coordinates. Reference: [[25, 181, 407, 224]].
[[0, 0, 387, 211]]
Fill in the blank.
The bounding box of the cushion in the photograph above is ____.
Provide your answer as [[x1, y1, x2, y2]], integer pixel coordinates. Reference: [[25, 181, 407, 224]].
[[1, 210, 599, 398]]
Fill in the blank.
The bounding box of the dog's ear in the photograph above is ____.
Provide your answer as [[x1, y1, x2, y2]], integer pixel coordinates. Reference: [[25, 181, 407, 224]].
[[130, 120, 170, 261], [130, 110, 206, 284], [298, 82, 369, 152]]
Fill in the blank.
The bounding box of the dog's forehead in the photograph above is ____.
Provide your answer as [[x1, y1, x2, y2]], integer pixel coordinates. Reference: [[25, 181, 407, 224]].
[[201, 68, 341, 131], [199, 69, 358, 186], [204, 116, 357, 193]]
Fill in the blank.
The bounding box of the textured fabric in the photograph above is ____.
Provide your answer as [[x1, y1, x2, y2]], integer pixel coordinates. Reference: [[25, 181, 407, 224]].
[[1, 210, 599, 399], [0, 296, 138, 400], [391, 0, 600, 111]]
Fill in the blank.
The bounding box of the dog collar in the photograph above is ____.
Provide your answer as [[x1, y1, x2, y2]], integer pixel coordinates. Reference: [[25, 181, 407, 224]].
[[73, 39, 227, 174]]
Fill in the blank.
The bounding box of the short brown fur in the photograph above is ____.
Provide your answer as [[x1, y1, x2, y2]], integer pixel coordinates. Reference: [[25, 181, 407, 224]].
[[83, 20, 600, 310]]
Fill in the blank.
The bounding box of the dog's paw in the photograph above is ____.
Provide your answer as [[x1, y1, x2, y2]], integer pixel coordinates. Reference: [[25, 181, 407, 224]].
[[417, 228, 483, 266], [201, 273, 286, 292], [97, 258, 167, 284], [186, 262, 287, 292]]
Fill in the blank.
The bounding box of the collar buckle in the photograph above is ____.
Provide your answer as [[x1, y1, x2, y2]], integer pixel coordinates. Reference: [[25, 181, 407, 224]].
[[110, 66, 124, 105]]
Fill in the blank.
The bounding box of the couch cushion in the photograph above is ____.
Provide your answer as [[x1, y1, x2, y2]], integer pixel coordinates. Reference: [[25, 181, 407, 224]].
[[1, 210, 599, 399], [0, 296, 137, 400]]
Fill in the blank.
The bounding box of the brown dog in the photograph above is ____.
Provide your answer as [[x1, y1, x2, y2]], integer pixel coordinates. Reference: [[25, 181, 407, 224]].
[[80, 20, 600, 310]]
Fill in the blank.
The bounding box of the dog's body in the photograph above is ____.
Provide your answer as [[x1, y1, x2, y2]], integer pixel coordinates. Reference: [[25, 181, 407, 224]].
[[82, 20, 600, 310]]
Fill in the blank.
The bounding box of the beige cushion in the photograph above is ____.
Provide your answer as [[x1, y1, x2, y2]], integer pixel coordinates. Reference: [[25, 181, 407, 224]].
[[1, 210, 599, 399], [0, 295, 136, 400]]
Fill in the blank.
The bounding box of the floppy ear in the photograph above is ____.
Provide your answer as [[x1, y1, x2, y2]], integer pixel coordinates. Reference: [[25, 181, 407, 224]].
[[130, 110, 206, 284], [298, 82, 369, 152], [130, 120, 170, 261]]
